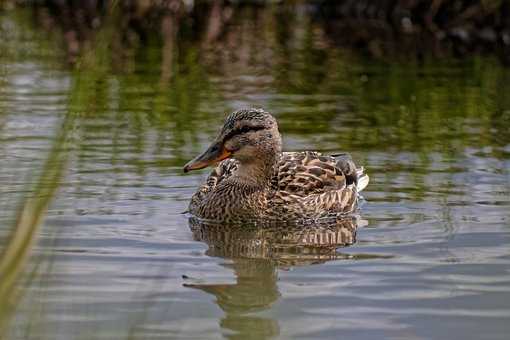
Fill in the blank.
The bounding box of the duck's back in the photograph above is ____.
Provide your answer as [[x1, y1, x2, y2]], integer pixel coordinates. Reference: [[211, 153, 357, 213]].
[[274, 151, 359, 197]]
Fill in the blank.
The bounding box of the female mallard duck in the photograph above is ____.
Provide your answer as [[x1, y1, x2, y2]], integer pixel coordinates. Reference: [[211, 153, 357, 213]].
[[183, 108, 369, 223]]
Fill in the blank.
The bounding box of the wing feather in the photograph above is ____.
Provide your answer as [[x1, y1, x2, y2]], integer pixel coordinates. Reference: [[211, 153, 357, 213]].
[[276, 151, 347, 196]]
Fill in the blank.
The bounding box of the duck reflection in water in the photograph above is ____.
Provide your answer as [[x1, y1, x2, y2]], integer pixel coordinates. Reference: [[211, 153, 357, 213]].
[[184, 216, 363, 339]]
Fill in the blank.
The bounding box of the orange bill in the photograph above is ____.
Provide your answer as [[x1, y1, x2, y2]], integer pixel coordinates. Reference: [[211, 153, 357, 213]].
[[183, 144, 232, 172]]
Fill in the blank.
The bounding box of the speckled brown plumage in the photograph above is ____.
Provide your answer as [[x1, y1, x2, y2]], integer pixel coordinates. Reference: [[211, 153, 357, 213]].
[[184, 108, 369, 223]]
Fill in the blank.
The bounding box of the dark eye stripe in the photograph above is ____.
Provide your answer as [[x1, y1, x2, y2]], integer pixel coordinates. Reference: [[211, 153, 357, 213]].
[[224, 125, 265, 141]]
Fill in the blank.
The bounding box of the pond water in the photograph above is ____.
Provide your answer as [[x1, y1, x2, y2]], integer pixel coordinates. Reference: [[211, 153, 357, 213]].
[[1, 7, 510, 340]]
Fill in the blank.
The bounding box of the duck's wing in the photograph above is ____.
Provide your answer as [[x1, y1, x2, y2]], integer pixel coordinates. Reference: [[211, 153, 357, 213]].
[[275, 151, 348, 196], [272, 151, 367, 218], [270, 184, 358, 220], [301, 184, 358, 216]]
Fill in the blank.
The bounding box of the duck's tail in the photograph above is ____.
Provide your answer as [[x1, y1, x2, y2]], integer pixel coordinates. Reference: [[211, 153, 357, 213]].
[[332, 153, 369, 192], [356, 166, 369, 192]]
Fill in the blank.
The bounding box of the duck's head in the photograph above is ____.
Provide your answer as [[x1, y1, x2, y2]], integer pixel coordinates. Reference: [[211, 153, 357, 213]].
[[183, 108, 282, 172]]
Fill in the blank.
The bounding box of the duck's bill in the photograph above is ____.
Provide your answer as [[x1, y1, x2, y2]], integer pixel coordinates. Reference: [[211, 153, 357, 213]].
[[183, 145, 231, 173]]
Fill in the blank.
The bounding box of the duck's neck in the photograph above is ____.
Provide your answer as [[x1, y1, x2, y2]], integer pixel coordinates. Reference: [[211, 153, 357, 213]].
[[232, 152, 280, 189]]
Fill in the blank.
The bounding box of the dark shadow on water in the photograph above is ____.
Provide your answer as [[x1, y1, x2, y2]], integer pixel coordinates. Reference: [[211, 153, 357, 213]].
[[184, 216, 375, 339]]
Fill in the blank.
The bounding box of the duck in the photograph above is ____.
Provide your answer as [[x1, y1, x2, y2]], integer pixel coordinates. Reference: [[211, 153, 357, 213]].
[[183, 108, 369, 223]]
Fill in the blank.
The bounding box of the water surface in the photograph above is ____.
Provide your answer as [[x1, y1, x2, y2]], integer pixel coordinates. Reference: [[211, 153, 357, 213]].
[[1, 7, 510, 340]]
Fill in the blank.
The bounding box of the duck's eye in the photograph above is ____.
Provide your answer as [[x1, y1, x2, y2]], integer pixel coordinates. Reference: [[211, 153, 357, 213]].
[[238, 125, 265, 135], [239, 126, 256, 134], [224, 125, 265, 141]]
